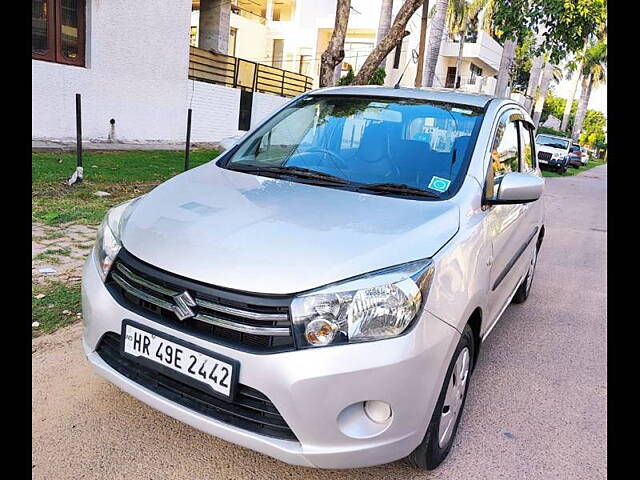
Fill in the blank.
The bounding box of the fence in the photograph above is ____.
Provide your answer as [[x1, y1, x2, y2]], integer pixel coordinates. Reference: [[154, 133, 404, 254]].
[[188, 46, 313, 98]]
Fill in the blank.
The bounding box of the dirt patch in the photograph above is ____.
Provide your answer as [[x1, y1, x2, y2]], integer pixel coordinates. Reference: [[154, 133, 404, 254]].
[[32, 222, 97, 285]]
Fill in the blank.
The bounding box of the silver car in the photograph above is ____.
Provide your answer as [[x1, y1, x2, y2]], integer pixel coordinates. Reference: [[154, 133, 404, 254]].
[[82, 86, 545, 470]]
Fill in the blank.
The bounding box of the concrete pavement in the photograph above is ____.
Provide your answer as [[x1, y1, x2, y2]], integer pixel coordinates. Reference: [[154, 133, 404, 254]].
[[31, 165, 607, 479]]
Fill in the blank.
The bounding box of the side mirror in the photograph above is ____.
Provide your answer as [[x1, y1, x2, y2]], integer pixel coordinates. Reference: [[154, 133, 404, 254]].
[[485, 172, 544, 205]]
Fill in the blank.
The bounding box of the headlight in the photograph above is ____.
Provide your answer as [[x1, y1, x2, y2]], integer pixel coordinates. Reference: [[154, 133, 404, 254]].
[[93, 197, 142, 281], [291, 259, 434, 348]]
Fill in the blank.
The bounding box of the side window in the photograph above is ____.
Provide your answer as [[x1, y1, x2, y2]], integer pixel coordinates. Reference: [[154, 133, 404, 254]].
[[519, 121, 536, 172], [485, 115, 520, 200]]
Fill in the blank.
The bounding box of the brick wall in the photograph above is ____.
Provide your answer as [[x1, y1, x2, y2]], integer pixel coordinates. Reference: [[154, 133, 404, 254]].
[[188, 81, 291, 143]]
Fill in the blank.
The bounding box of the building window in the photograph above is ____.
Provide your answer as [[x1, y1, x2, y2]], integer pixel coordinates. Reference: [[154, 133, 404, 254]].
[[32, 0, 85, 66], [469, 63, 482, 85], [229, 27, 238, 57], [463, 17, 478, 43], [272, 39, 284, 69]]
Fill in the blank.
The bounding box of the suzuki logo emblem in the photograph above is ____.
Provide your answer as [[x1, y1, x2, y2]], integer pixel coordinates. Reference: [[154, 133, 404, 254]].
[[171, 291, 196, 320]]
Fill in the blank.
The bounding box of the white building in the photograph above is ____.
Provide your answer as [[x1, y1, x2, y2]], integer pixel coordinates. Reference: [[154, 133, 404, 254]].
[[32, 0, 503, 145]]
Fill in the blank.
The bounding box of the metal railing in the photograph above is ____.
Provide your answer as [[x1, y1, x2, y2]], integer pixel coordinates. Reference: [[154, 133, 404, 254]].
[[188, 46, 314, 98]]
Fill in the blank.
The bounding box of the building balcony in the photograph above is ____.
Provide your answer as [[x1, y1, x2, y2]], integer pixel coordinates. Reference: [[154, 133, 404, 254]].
[[439, 30, 503, 73]]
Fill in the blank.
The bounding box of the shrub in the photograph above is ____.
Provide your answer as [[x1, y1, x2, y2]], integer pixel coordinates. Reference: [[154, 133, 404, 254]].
[[537, 126, 570, 137]]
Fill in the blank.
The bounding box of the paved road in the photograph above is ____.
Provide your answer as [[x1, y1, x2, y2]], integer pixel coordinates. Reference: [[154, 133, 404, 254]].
[[32, 166, 607, 479]]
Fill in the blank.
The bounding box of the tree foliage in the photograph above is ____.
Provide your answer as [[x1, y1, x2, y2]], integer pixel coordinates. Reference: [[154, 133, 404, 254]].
[[579, 110, 606, 148], [541, 91, 577, 131], [337, 65, 355, 85], [493, 0, 607, 63]]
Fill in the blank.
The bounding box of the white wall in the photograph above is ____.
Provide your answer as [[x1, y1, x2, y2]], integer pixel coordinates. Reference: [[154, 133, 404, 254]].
[[188, 81, 290, 143], [32, 0, 192, 143]]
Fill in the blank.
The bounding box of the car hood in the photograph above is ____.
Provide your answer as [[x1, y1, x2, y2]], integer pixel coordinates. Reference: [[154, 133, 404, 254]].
[[537, 145, 568, 155], [121, 163, 460, 295]]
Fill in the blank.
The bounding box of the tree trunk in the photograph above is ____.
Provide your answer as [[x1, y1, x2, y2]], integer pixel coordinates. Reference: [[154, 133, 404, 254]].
[[524, 54, 544, 112], [452, 26, 466, 91], [495, 39, 516, 98], [572, 73, 593, 141], [422, 0, 448, 87], [414, 0, 430, 87], [376, 0, 394, 67], [319, 0, 352, 88], [560, 69, 581, 132], [352, 0, 424, 85], [531, 62, 553, 128]]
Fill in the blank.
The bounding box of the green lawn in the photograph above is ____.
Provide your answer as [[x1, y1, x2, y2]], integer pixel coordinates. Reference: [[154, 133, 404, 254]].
[[32, 281, 82, 337], [32, 149, 220, 225], [541, 159, 606, 178]]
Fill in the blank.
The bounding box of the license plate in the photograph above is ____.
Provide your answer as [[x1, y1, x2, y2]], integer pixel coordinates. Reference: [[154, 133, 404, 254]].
[[121, 321, 239, 401], [539, 159, 548, 164]]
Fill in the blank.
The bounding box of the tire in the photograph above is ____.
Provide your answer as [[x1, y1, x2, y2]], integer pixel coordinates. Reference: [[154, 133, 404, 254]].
[[407, 325, 475, 470], [512, 246, 538, 304]]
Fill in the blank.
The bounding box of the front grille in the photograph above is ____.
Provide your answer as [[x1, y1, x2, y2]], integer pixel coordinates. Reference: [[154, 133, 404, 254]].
[[537, 151, 552, 161], [96, 332, 298, 441], [106, 249, 295, 353]]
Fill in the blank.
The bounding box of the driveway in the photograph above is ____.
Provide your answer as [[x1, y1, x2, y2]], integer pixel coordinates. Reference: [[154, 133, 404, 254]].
[[32, 166, 607, 479]]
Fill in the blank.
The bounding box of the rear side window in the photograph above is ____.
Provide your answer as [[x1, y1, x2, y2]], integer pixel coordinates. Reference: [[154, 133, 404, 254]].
[[519, 122, 536, 172], [485, 113, 520, 200]]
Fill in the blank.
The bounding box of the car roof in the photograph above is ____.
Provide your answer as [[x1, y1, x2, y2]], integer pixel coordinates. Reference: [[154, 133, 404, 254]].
[[308, 85, 499, 109]]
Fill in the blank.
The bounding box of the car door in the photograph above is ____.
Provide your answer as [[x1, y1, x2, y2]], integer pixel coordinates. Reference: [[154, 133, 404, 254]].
[[518, 119, 544, 248], [483, 109, 536, 329]]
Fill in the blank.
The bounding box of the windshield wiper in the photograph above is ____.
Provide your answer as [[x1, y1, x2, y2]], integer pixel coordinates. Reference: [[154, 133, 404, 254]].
[[357, 182, 441, 198], [229, 165, 352, 185]]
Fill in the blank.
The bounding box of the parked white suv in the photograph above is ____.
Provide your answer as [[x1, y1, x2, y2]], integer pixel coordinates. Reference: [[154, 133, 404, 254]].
[[82, 87, 545, 470], [535, 133, 571, 174]]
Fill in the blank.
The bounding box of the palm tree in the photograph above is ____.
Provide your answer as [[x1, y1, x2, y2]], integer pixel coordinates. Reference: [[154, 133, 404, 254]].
[[530, 61, 562, 128], [446, 0, 487, 90], [421, 0, 449, 87], [495, 39, 516, 97], [571, 39, 606, 141], [376, 0, 394, 67], [560, 44, 588, 132]]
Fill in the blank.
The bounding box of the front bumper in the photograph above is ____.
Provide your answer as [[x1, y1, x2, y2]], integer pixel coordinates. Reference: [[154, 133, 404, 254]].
[[81, 256, 460, 469], [539, 157, 567, 168]]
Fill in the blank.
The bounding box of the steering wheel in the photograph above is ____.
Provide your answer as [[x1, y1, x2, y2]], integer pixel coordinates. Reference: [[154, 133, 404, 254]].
[[288, 147, 348, 174]]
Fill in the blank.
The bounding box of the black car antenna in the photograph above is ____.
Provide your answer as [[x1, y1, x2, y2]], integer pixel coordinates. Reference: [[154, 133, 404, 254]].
[[394, 49, 419, 89]]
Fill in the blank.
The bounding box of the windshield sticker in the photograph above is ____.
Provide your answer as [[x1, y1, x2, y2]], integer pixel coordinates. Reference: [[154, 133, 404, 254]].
[[451, 107, 473, 115], [428, 176, 451, 193]]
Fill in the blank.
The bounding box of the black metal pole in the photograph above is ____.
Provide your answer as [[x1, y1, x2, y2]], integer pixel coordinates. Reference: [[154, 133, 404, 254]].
[[184, 108, 192, 171], [75, 93, 83, 171]]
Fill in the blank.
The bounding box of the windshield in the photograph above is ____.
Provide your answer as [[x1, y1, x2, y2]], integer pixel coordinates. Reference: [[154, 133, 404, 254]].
[[222, 95, 484, 197], [536, 135, 570, 150]]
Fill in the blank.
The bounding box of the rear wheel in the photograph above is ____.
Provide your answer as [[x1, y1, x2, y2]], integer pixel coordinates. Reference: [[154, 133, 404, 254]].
[[407, 325, 474, 470]]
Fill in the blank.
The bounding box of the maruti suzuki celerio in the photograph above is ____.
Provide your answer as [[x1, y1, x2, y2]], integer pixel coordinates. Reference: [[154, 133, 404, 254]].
[[82, 86, 545, 470]]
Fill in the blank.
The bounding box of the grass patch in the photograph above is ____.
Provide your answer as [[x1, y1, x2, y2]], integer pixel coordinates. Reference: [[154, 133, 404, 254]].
[[541, 160, 605, 178], [32, 149, 220, 226], [34, 247, 72, 264], [32, 281, 82, 337]]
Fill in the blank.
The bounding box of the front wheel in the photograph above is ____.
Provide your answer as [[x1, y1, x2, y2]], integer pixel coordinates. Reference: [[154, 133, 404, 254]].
[[512, 246, 538, 304], [407, 325, 474, 470]]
